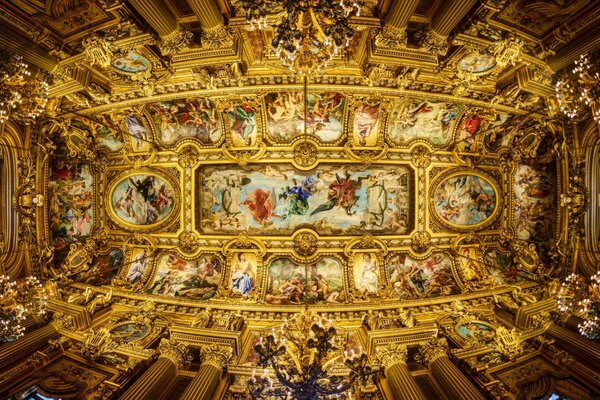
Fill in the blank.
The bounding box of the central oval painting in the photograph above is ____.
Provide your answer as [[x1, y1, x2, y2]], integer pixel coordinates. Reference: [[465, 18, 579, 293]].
[[111, 174, 176, 226], [433, 173, 498, 228]]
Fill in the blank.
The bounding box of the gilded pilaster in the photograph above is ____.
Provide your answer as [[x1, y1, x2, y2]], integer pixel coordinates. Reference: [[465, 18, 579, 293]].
[[418, 0, 478, 55], [419, 338, 485, 400], [547, 24, 600, 72], [0, 25, 58, 72], [0, 323, 58, 370], [547, 323, 600, 367], [187, 0, 223, 30], [126, 0, 192, 55], [120, 339, 191, 400], [186, 0, 233, 49], [179, 344, 233, 400], [376, 0, 421, 48], [378, 344, 426, 400]]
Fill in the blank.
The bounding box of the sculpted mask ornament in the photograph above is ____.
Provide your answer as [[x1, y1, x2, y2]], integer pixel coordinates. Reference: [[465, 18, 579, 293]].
[[411, 145, 431, 168]]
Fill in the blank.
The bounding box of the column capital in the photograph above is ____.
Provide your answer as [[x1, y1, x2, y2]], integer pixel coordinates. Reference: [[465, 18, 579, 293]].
[[201, 25, 234, 50], [377, 343, 408, 368], [200, 344, 233, 369], [417, 29, 448, 56], [375, 25, 408, 49], [159, 27, 194, 57], [159, 338, 192, 368], [418, 337, 448, 367]]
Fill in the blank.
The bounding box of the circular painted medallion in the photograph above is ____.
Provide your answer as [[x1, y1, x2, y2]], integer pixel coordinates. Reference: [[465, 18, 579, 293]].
[[109, 172, 177, 229], [110, 322, 149, 344], [111, 52, 151, 73], [459, 53, 496, 74], [431, 172, 499, 230]]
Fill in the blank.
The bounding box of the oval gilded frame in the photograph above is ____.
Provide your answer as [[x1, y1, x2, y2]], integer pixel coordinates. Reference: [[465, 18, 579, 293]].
[[107, 169, 180, 232], [429, 169, 501, 232]]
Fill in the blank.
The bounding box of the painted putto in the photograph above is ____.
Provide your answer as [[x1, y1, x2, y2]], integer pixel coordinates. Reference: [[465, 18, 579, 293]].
[[387, 98, 462, 146], [199, 164, 411, 235], [387, 253, 460, 299], [265, 92, 345, 142], [148, 254, 222, 300], [265, 257, 344, 305], [49, 162, 94, 246], [513, 163, 555, 241], [146, 99, 222, 145]]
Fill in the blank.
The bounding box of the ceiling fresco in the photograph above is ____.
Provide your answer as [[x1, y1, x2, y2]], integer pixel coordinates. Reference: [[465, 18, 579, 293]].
[[40, 86, 562, 311], [4, 0, 598, 397]]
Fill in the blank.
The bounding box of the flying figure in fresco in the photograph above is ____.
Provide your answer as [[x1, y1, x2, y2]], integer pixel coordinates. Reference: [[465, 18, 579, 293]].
[[310, 172, 366, 216], [242, 188, 277, 226], [279, 173, 320, 217]]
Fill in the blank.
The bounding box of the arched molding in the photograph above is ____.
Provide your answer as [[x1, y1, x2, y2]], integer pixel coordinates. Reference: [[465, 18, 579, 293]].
[[0, 121, 28, 278], [579, 120, 600, 277]]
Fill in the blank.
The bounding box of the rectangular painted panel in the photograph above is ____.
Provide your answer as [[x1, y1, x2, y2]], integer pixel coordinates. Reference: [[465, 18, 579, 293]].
[[198, 164, 412, 235]]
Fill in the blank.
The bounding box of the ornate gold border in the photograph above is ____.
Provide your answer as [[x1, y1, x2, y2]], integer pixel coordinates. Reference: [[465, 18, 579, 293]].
[[106, 168, 180, 232], [429, 168, 502, 232]]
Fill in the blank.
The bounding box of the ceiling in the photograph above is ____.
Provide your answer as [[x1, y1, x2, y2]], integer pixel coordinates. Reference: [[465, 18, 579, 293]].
[[1, 0, 599, 398], [0, 0, 594, 308]]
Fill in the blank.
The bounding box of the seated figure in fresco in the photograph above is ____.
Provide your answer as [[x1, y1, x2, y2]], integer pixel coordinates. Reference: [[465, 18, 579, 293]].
[[357, 253, 380, 295], [231, 253, 254, 296], [126, 250, 147, 284]]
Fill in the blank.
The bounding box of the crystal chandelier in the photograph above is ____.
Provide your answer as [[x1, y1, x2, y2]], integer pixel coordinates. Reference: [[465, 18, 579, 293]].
[[240, 0, 363, 74], [554, 51, 600, 123], [557, 272, 600, 339], [0, 52, 49, 124], [248, 310, 378, 399], [0, 275, 47, 343]]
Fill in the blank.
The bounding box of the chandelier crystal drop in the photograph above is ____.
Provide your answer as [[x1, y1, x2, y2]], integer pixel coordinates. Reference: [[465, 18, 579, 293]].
[[555, 51, 600, 123], [0, 275, 48, 343], [0, 53, 49, 124], [557, 272, 600, 340], [248, 310, 378, 399], [241, 0, 363, 75]]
